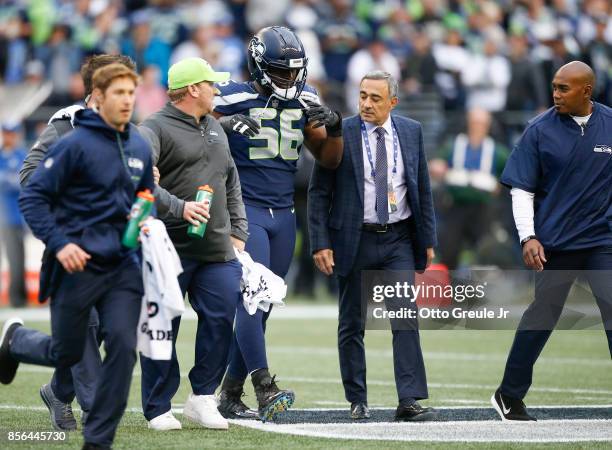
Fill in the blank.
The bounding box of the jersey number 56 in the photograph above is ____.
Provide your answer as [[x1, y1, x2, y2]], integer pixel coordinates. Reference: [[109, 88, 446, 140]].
[[248, 108, 304, 161]]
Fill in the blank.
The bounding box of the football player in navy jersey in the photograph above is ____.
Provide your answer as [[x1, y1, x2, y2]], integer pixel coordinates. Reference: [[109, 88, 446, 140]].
[[213, 26, 343, 421]]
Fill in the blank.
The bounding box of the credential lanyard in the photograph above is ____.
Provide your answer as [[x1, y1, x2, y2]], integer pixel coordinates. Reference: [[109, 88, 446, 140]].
[[360, 120, 399, 180]]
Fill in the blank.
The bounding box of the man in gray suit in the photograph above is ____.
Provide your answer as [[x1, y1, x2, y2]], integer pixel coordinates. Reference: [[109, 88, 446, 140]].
[[308, 71, 437, 421]]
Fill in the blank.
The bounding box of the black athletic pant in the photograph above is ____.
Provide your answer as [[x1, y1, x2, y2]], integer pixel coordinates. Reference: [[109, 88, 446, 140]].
[[50, 307, 101, 413], [500, 246, 612, 399], [10, 259, 142, 447]]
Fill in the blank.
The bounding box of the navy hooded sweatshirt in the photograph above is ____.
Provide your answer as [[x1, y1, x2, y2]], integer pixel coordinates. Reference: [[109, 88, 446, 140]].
[[19, 109, 155, 272]]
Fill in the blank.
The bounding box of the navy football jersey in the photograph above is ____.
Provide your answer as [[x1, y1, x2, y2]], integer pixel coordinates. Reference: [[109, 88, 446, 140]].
[[214, 80, 320, 208]]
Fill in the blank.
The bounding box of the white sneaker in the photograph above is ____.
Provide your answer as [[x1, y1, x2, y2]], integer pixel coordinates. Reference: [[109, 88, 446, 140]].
[[148, 411, 182, 431], [183, 393, 229, 430]]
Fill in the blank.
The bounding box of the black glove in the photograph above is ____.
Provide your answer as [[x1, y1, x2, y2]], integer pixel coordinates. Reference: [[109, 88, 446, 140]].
[[219, 114, 261, 138], [303, 100, 342, 136]]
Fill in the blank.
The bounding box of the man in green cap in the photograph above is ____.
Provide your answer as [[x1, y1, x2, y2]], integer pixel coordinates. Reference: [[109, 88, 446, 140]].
[[138, 57, 248, 431]]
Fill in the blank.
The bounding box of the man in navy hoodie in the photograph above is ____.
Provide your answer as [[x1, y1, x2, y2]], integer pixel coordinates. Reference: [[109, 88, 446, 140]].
[[0, 63, 154, 450], [20, 53, 137, 432]]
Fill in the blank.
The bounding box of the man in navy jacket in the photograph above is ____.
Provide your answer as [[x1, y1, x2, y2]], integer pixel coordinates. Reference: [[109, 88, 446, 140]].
[[491, 61, 611, 422], [0, 63, 154, 449], [19, 54, 137, 432], [308, 71, 437, 421]]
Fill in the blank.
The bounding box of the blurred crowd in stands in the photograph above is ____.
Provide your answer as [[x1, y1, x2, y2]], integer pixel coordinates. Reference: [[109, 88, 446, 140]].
[[2, 0, 610, 117], [0, 0, 611, 302]]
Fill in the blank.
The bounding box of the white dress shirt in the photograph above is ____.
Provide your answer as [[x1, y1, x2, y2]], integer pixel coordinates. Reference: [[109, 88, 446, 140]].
[[361, 116, 412, 224]]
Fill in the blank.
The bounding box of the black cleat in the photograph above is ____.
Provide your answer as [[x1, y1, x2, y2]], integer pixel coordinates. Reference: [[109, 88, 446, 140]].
[[395, 401, 437, 421], [350, 402, 370, 420], [491, 388, 537, 421], [252, 369, 294, 422], [0, 318, 23, 384], [217, 389, 258, 419], [40, 383, 77, 431]]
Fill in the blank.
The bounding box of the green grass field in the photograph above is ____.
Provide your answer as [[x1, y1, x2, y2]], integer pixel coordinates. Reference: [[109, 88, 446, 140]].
[[1, 302, 611, 449]]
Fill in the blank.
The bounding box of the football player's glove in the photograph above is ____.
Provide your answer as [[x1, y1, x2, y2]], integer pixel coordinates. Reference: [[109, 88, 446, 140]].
[[219, 114, 261, 138], [302, 100, 342, 136]]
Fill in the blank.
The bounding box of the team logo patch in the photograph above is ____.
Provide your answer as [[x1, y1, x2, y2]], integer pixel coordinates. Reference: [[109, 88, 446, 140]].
[[209, 130, 219, 136], [44, 158, 54, 169], [249, 39, 266, 62], [128, 157, 144, 170], [593, 145, 611, 154]]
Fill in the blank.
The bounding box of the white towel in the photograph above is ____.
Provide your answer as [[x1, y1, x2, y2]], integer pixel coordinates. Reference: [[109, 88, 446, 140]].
[[137, 219, 185, 360], [48, 104, 84, 127], [235, 249, 287, 315]]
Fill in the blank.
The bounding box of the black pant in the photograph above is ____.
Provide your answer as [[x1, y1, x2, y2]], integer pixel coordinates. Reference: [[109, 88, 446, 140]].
[[0, 225, 26, 307], [50, 307, 101, 412], [501, 246, 612, 399], [337, 224, 428, 404], [10, 259, 143, 447]]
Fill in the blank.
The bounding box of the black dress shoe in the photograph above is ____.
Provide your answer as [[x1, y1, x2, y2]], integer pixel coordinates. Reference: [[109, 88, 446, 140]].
[[395, 402, 436, 421], [350, 402, 370, 420]]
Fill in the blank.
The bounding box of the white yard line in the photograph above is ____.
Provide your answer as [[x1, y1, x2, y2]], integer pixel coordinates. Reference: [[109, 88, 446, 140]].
[[229, 419, 612, 442], [15, 365, 612, 397], [267, 345, 612, 367], [293, 405, 612, 410], [279, 376, 612, 396]]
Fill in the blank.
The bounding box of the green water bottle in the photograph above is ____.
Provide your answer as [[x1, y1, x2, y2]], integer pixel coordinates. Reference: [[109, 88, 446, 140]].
[[187, 185, 214, 239], [122, 189, 155, 248]]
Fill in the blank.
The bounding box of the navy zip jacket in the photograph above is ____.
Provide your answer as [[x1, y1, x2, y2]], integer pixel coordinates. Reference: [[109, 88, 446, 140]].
[[501, 102, 612, 251], [20, 109, 155, 273]]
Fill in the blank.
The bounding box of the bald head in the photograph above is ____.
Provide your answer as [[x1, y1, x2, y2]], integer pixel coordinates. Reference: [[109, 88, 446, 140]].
[[552, 61, 595, 116], [555, 61, 595, 86]]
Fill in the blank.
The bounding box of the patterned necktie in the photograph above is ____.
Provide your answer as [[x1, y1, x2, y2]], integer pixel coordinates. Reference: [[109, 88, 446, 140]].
[[374, 126, 389, 225]]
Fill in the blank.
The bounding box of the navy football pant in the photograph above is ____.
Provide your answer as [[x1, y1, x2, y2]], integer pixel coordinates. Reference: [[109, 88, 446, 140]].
[[50, 307, 101, 413], [9, 260, 143, 447], [226, 205, 296, 381], [140, 258, 241, 420], [501, 246, 612, 399]]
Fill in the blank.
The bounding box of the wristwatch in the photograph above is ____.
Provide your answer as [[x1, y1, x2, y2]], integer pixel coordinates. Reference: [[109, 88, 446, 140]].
[[520, 235, 538, 246]]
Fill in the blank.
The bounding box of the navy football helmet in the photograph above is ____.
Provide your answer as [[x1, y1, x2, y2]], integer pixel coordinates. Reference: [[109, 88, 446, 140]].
[[247, 26, 308, 100]]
